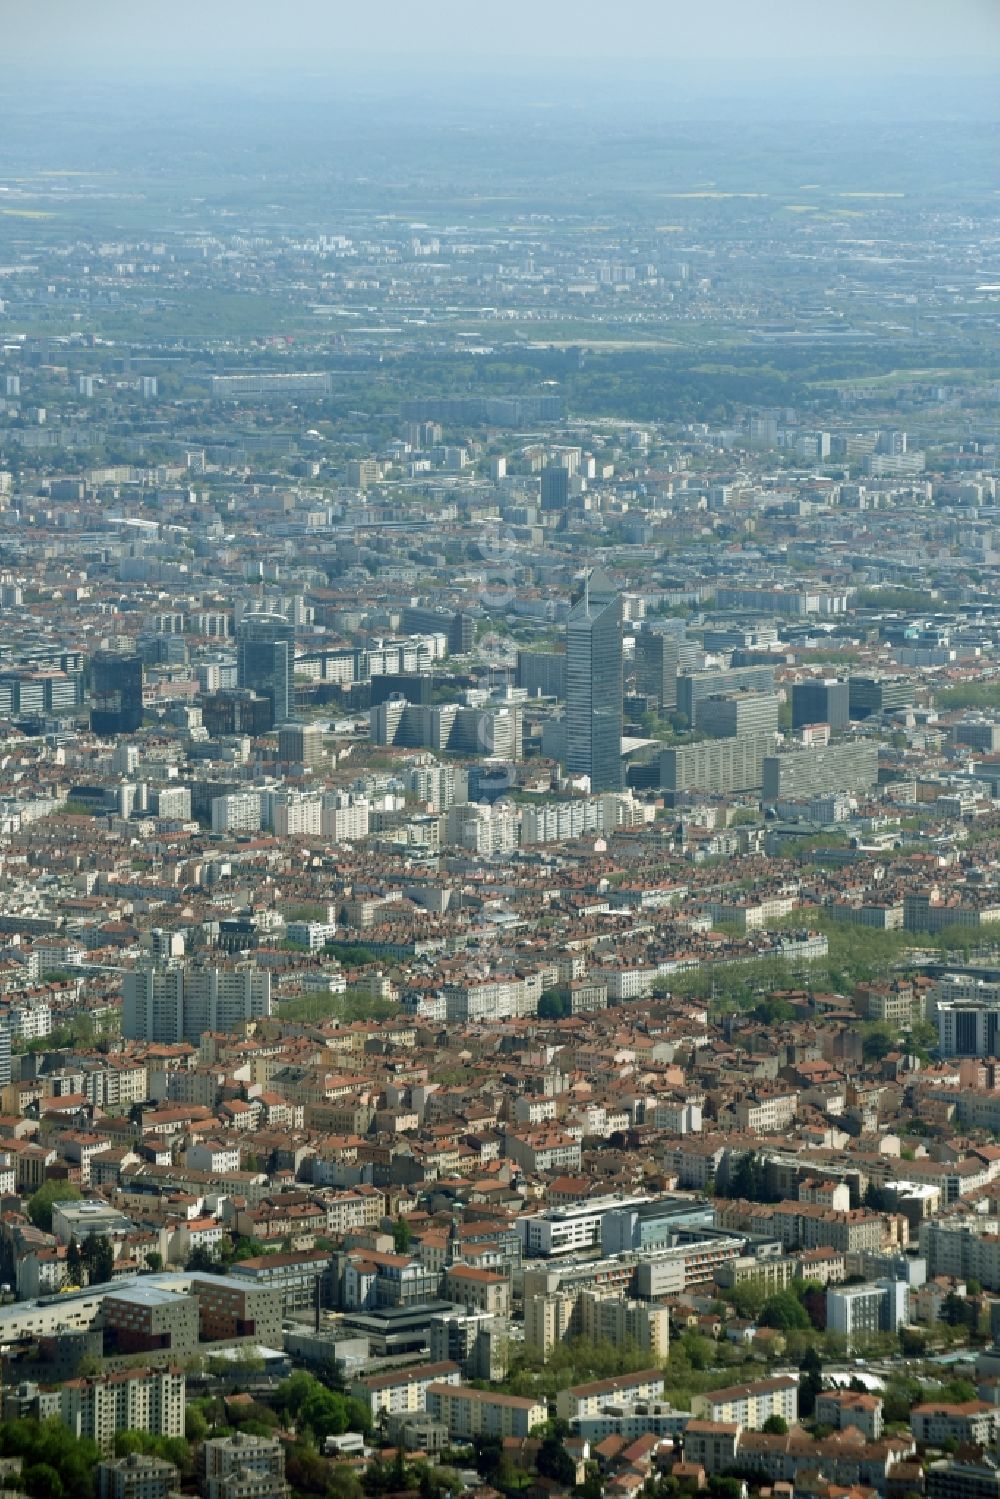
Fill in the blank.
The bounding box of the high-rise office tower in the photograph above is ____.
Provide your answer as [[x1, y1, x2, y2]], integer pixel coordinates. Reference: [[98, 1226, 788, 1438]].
[[90, 652, 144, 736], [565, 569, 623, 792], [792, 679, 850, 733], [236, 612, 295, 729], [635, 631, 679, 711], [278, 722, 324, 766], [540, 465, 570, 512]]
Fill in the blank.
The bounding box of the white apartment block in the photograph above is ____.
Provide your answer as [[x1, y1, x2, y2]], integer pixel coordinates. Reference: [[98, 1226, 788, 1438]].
[[692, 1376, 798, 1430], [210, 791, 262, 835], [322, 792, 370, 841], [268, 790, 323, 837], [55, 1366, 185, 1454], [426, 1383, 546, 1440], [123, 961, 271, 1044], [592, 964, 660, 1002], [354, 1360, 461, 1422], [557, 1371, 665, 1424]]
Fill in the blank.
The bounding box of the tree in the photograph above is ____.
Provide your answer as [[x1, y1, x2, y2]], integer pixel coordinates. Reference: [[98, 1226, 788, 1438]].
[[883, 1376, 922, 1425], [536, 1434, 576, 1486], [760, 1292, 810, 1332], [800, 1285, 827, 1331], [862, 1024, 895, 1062], [799, 1345, 823, 1418], [27, 1181, 82, 1234], [185, 1245, 220, 1273], [392, 1217, 412, 1255], [538, 988, 569, 1019], [940, 1294, 976, 1331], [723, 1280, 768, 1321], [940, 1378, 977, 1404], [752, 997, 795, 1026], [708, 1481, 744, 1499], [23, 1463, 63, 1499], [329, 1465, 365, 1499], [301, 1383, 349, 1441], [0, 1419, 100, 1499], [144, 1251, 163, 1273], [66, 1236, 82, 1283], [725, 1151, 772, 1203], [82, 1235, 114, 1285], [761, 1414, 788, 1435], [232, 1237, 268, 1262], [899, 1327, 927, 1358], [185, 1406, 209, 1442], [287, 1445, 333, 1496], [391, 1446, 408, 1490]]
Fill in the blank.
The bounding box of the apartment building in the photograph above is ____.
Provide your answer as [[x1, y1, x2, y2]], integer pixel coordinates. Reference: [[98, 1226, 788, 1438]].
[[577, 1292, 670, 1360], [815, 1389, 884, 1441], [692, 1376, 798, 1430], [911, 1403, 999, 1449], [518, 1195, 651, 1259], [97, 1452, 179, 1499], [826, 1279, 909, 1343], [660, 733, 775, 795], [201, 1432, 289, 1499], [55, 1366, 185, 1454], [731, 1090, 798, 1134], [762, 740, 879, 801], [505, 1129, 582, 1174], [426, 1383, 546, 1440], [557, 1370, 665, 1424], [353, 1361, 461, 1423]]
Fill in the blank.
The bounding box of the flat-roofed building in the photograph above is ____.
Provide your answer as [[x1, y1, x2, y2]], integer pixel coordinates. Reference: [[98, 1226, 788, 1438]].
[[352, 1360, 461, 1422], [228, 1250, 331, 1317], [426, 1382, 546, 1440], [98, 1452, 179, 1499], [557, 1370, 665, 1424], [692, 1375, 798, 1430], [762, 740, 878, 802], [103, 1284, 200, 1358], [660, 734, 774, 795]]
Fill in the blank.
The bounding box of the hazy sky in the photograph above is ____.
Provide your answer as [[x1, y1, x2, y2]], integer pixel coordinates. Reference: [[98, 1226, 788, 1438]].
[[8, 0, 1000, 70]]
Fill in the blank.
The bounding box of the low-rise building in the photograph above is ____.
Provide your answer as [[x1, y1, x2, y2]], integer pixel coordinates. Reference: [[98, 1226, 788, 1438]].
[[353, 1360, 461, 1423], [815, 1389, 884, 1441], [692, 1375, 798, 1430], [426, 1382, 546, 1439]]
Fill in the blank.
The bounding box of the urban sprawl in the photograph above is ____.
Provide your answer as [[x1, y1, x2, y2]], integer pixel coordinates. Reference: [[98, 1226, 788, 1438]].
[[0, 69, 999, 1499]]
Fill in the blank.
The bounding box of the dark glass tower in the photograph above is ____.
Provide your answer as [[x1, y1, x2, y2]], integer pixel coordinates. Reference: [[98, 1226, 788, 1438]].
[[791, 679, 849, 732], [236, 612, 295, 729], [90, 652, 144, 735], [565, 569, 623, 792], [635, 631, 679, 711], [540, 465, 570, 511]]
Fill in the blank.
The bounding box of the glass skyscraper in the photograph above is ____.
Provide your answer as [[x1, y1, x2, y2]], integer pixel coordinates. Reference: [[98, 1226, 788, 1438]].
[[236, 611, 295, 728], [565, 569, 623, 792], [90, 651, 144, 735]]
